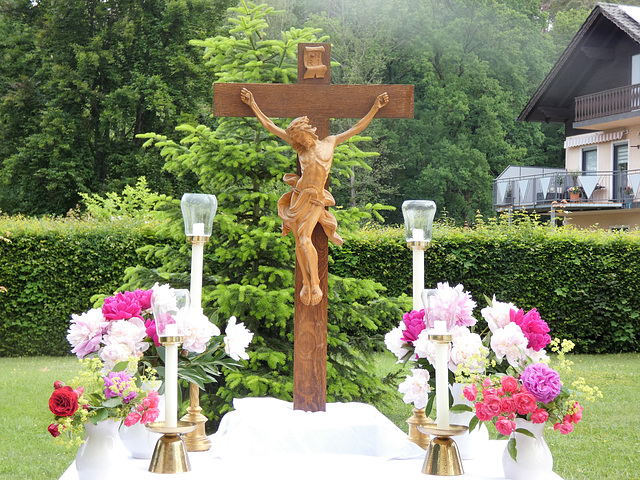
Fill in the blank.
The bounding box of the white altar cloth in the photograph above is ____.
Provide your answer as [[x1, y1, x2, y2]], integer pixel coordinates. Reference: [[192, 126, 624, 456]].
[[59, 398, 563, 480]]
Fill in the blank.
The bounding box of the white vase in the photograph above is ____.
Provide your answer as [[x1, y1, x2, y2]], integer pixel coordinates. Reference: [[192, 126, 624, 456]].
[[449, 383, 489, 460], [502, 418, 553, 480], [76, 420, 129, 480], [119, 392, 165, 459]]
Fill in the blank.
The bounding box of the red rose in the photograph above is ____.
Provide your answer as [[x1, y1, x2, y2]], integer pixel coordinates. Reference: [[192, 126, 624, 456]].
[[463, 384, 477, 402], [48, 423, 61, 437], [49, 386, 79, 417], [500, 396, 516, 414], [483, 394, 502, 416], [531, 408, 549, 424], [500, 375, 519, 394], [53, 380, 64, 389], [495, 416, 516, 436], [475, 402, 494, 422]]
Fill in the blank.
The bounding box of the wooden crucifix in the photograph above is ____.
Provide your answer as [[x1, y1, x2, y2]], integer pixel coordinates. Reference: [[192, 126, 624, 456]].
[[213, 43, 413, 412]]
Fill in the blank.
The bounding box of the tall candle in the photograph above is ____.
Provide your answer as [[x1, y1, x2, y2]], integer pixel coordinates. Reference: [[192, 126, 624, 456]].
[[412, 228, 425, 241], [165, 342, 178, 428], [434, 320, 450, 430], [412, 249, 424, 311], [190, 242, 203, 309]]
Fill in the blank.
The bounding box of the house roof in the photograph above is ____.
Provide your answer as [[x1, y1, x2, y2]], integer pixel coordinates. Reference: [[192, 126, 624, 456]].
[[519, 3, 640, 124]]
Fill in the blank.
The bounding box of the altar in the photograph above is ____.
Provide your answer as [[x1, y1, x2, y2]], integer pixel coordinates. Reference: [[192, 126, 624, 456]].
[[59, 398, 563, 480]]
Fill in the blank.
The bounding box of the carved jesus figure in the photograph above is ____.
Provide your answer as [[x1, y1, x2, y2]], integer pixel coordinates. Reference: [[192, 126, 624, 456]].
[[241, 88, 389, 306]]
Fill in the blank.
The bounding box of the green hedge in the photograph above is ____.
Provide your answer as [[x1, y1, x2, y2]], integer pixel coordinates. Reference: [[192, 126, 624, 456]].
[[332, 220, 640, 354], [1, 216, 639, 356], [0, 217, 165, 356]]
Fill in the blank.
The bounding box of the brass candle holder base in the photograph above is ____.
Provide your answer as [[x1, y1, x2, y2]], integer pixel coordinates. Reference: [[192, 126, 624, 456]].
[[418, 424, 468, 476], [407, 408, 435, 450], [181, 383, 211, 452], [146, 421, 197, 474]]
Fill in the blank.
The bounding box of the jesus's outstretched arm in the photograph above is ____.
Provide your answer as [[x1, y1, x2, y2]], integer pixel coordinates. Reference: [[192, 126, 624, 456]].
[[240, 88, 292, 144]]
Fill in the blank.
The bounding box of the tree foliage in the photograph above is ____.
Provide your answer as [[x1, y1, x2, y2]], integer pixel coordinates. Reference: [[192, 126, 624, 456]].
[[0, 0, 235, 215]]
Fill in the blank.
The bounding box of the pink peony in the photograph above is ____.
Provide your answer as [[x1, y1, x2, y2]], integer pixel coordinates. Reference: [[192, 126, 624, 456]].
[[145, 319, 160, 347], [500, 376, 519, 394], [67, 308, 108, 358], [513, 392, 538, 415], [495, 417, 516, 436], [129, 289, 153, 311], [520, 363, 562, 404], [463, 384, 477, 402], [124, 411, 142, 427], [481, 296, 517, 332], [401, 310, 426, 343], [490, 323, 528, 367], [102, 292, 143, 321], [531, 408, 549, 424], [511, 308, 551, 352], [428, 282, 477, 330]]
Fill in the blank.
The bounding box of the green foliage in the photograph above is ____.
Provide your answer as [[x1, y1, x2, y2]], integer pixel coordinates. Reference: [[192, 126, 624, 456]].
[[0, 215, 168, 356]]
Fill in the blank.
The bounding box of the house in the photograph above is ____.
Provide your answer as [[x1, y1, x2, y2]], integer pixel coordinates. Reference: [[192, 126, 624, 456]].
[[496, 3, 640, 229]]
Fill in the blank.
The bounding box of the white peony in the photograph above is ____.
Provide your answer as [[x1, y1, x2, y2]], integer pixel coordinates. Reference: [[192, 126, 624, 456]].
[[384, 322, 410, 361], [449, 326, 487, 372], [490, 322, 528, 368], [224, 316, 253, 361], [179, 310, 221, 354], [413, 329, 435, 366], [481, 295, 517, 332], [398, 369, 431, 409], [104, 318, 148, 353], [99, 342, 136, 372]]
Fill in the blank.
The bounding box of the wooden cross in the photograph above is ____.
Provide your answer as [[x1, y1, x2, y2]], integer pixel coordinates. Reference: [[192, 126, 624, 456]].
[[213, 43, 413, 412]]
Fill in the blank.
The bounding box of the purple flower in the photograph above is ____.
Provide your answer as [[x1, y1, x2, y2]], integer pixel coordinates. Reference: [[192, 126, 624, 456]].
[[104, 371, 137, 404], [512, 308, 551, 352], [520, 363, 562, 404], [401, 310, 426, 343], [102, 292, 143, 322]]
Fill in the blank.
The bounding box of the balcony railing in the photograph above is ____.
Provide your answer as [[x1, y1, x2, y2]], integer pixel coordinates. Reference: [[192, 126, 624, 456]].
[[575, 84, 640, 122], [493, 169, 640, 211]]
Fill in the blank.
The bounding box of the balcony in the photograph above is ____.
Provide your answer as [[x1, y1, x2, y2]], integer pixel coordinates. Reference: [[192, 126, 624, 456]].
[[493, 167, 640, 212], [575, 84, 640, 127]]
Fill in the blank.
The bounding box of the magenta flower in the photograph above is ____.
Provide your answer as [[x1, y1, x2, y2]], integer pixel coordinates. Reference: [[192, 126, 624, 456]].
[[145, 319, 160, 347], [104, 371, 137, 404], [510, 308, 551, 352], [129, 289, 153, 311], [520, 363, 562, 404], [102, 292, 143, 322], [401, 310, 426, 343]]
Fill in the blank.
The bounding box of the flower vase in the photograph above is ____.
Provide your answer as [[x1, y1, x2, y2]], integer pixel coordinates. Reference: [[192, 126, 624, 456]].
[[502, 418, 553, 480], [450, 383, 489, 460], [76, 420, 129, 480], [119, 392, 165, 459]]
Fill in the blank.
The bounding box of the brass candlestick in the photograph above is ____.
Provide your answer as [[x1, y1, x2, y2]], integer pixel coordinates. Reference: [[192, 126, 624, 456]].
[[418, 424, 468, 476], [147, 421, 197, 474], [180, 382, 212, 451], [407, 407, 434, 449]]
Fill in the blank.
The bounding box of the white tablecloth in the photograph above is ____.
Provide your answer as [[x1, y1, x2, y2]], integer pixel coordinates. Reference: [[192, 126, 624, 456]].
[[60, 398, 563, 480]]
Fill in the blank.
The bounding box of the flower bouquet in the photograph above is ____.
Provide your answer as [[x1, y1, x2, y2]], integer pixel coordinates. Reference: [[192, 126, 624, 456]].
[[567, 186, 581, 194], [47, 357, 160, 445]]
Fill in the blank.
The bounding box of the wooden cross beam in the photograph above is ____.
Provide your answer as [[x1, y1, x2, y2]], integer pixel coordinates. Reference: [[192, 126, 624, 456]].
[[213, 43, 413, 412]]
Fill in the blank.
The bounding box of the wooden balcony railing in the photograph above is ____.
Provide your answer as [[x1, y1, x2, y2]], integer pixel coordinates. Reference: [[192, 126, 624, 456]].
[[575, 84, 640, 122]]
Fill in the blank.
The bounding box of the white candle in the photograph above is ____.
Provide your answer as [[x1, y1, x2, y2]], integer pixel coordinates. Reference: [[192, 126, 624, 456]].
[[190, 242, 204, 309], [434, 332, 450, 430], [193, 222, 205, 236], [165, 342, 178, 428], [412, 249, 424, 311], [433, 320, 447, 335], [163, 323, 178, 337], [412, 228, 425, 242]]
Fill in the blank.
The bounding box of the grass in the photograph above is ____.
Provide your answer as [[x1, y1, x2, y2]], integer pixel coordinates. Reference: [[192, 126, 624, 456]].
[[1, 353, 638, 479]]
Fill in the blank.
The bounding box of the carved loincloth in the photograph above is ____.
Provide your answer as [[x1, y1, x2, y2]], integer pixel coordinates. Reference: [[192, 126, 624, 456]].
[[278, 174, 344, 246]]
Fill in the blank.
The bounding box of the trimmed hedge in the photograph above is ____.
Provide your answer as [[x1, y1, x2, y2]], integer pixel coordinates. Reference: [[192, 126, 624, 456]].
[[332, 221, 640, 354], [1, 216, 639, 356], [0, 217, 166, 356]]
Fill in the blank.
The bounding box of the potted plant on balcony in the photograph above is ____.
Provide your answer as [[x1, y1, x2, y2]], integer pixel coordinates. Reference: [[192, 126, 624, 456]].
[[567, 186, 581, 201], [624, 186, 634, 203]]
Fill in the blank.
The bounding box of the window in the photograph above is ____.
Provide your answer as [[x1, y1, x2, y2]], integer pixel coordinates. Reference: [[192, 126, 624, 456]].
[[582, 147, 597, 173]]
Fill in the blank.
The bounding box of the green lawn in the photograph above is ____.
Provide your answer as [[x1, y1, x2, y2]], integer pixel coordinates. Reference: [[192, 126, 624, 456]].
[[2, 353, 637, 479]]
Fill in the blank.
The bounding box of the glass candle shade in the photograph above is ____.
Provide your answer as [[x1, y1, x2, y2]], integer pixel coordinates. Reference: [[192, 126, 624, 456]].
[[402, 200, 436, 248], [180, 193, 218, 237], [150, 288, 190, 339]]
